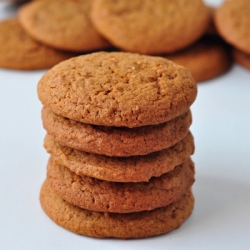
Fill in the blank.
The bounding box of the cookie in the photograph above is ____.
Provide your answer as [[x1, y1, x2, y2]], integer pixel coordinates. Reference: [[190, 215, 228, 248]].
[[42, 106, 192, 157], [38, 52, 197, 128], [44, 131, 194, 182], [40, 180, 194, 239], [90, 0, 211, 55], [18, 0, 110, 52], [214, 0, 250, 54], [0, 18, 76, 70], [232, 48, 250, 71], [46, 157, 195, 213], [165, 36, 232, 82]]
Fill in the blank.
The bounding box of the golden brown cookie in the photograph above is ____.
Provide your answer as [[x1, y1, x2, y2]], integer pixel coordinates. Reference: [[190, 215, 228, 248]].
[[42, 106, 192, 157], [232, 48, 250, 71], [165, 36, 232, 82], [44, 131, 194, 182], [0, 18, 76, 70], [40, 180, 194, 239], [90, 0, 211, 55], [46, 157, 195, 213], [38, 52, 197, 128], [214, 0, 250, 54], [18, 0, 110, 52]]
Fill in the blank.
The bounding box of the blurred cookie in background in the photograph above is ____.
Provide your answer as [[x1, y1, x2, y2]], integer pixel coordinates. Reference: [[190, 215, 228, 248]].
[[18, 0, 111, 52], [163, 36, 232, 83], [90, 0, 211, 55], [0, 18, 77, 70], [215, 0, 250, 54]]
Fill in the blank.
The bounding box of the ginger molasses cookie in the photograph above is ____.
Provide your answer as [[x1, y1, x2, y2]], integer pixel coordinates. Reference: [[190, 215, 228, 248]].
[[38, 52, 197, 127], [90, 0, 211, 55], [214, 0, 250, 54], [18, 0, 110, 52], [42, 107, 192, 157], [40, 180, 194, 239], [165, 36, 232, 82], [44, 132, 194, 182], [232, 48, 250, 71], [46, 157, 195, 213], [0, 18, 76, 70]]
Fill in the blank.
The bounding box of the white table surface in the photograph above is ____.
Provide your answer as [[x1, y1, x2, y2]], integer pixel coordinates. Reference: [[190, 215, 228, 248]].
[[1, 1, 250, 249]]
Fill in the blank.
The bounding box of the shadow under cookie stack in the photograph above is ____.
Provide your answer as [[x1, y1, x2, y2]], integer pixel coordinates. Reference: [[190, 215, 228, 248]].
[[37, 51, 197, 239]]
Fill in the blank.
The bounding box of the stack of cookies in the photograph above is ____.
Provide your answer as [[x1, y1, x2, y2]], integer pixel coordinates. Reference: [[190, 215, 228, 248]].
[[37, 51, 197, 239]]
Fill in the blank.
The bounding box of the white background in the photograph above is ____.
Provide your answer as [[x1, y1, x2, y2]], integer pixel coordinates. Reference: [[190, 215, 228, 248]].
[[0, 0, 250, 249]]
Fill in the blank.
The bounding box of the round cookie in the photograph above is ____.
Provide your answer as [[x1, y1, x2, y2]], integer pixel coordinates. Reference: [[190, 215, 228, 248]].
[[232, 48, 250, 71], [0, 18, 76, 70], [165, 36, 232, 82], [44, 132, 195, 182], [214, 0, 250, 54], [42, 106, 192, 157], [46, 157, 195, 213], [18, 0, 110, 52], [90, 0, 211, 55], [38, 52, 197, 128], [40, 180, 194, 239]]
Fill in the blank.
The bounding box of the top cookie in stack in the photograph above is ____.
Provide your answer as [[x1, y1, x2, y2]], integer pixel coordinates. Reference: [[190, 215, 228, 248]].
[[38, 52, 196, 129]]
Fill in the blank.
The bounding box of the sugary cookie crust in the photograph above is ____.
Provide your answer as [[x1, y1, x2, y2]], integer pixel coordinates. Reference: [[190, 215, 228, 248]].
[[40, 180, 194, 239], [38, 52, 197, 127]]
